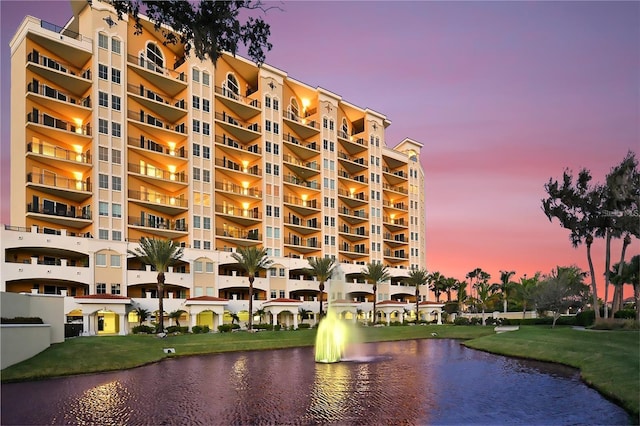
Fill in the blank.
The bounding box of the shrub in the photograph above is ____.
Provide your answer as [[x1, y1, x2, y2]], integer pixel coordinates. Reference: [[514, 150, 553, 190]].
[[613, 309, 636, 320], [390, 321, 403, 326], [217, 324, 234, 333], [469, 317, 482, 326], [192, 325, 210, 334], [253, 323, 273, 331], [132, 325, 154, 334], [454, 317, 470, 325], [298, 323, 311, 329], [166, 326, 189, 334], [274, 324, 282, 331], [1, 317, 44, 324], [443, 302, 458, 314]]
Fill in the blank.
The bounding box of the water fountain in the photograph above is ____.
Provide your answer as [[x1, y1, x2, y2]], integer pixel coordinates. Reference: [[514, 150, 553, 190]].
[[315, 264, 350, 363]]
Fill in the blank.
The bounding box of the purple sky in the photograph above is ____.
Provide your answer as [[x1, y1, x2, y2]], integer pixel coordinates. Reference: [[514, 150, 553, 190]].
[[1, 1, 638, 298]]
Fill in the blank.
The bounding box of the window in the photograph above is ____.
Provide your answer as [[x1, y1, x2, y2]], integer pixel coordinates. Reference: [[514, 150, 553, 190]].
[[99, 174, 108, 189], [147, 42, 164, 69], [203, 99, 210, 112], [193, 167, 200, 181], [96, 254, 107, 266], [112, 122, 121, 137], [96, 283, 106, 294], [274, 207, 280, 217], [192, 68, 200, 82], [279, 290, 285, 298], [193, 215, 201, 228], [265, 120, 271, 132], [323, 117, 328, 128], [112, 176, 121, 191], [265, 141, 271, 153], [98, 229, 109, 240], [193, 143, 200, 157], [204, 241, 211, 250], [203, 170, 210, 182], [265, 96, 271, 108], [270, 290, 277, 298], [112, 203, 122, 218], [98, 33, 108, 49], [194, 240, 201, 249], [111, 95, 121, 111], [329, 120, 334, 130], [273, 144, 279, 155], [202, 146, 210, 159], [193, 95, 200, 109], [110, 254, 121, 267], [266, 226, 272, 238], [112, 230, 122, 241], [273, 165, 279, 176], [273, 99, 279, 111], [111, 38, 121, 54], [273, 123, 279, 134], [98, 119, 108, 134], [111, 283, 121, 294], [279, 268, 285, 277], [99, 91, 108, 107], [266, 163, 272, 174], [266, 205, 272, 216], [226, 74, 239, 97], [99, 146, 109, 161], [274, 228, 280, 238], [194, 261, 203, 272], [99, 202, 108, 216], [270, 269, 276, 277], [112, 149, 121, 164], [203, 123, 210, 135], [193, 119, 200, 133], [203, 72, 210, 86], [111, 68, 121, 84]]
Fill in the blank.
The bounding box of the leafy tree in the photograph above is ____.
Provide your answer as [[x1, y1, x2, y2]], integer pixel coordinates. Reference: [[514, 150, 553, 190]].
[[304, 257, 336, 320], [514, 273, 540, 320], [542, 168, 602, 319], [128, 238, 184, 333], [534, 266, 590, 328], [627, 255, 640, 321], [133, 306, 150, 326], [361, 263, 391, 324], [110, 0, 274, 65], [406, 268, 429, 322], [231, 246, 273, 330], [168, 309, 186, 327], [495, 270, 517, 313], [610, 235, 632, 314]]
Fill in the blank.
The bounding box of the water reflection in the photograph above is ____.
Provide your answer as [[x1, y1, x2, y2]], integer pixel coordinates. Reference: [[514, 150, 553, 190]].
[[1, 340, 631, 425]]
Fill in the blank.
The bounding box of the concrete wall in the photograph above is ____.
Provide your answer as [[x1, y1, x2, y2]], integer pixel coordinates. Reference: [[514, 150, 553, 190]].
[[0, 324, 51, 369]]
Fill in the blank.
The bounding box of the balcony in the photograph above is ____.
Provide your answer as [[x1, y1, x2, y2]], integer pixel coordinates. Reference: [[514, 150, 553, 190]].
[[27, 80, 91, 121], [339, 225, 369, 242], [26, 141, 92, 172], [382, 200, 409, 212], [27, 111, 91, 145], [338, 169, 368, 186], [27, 172, 91, 202], [382, 183, 408, 195], [284, 236, 321, 254], [214, 85, 261, 120], [283, 133, 320, 161], [215, 112, 261, 143], [282, 154, 320, 179], [337, 151, 368, 173], [337, 206, 368, 225], [383, 216, 408, 232], [128, 162, 188, 192], [215, 227, 262, 246], [215, 157, 261, 178], [128, 110, 187, 141], [339, 244, 369, 259], [127, 83, 187, 123], [283, 111, 320, 140], [283, 195, 320, 216], [26, 50, 91, 97], [337, 131, 368, 155], [128, 190, 188, 215], [383, 249, 409, 262], [383, 166, 409, 186], [215, 135, 261, 158], [127, 136, 188, 161], [383, 233, 408, 248], [127, 54, 187, 97], [214, 181, 262, 200], [27, 202, 91, 228], [215, 204, 262, 226], [337, 188, 368, 208], [128, 216, 188, 238], [283, 216, 320, 235], [283, 175, 320, 191]]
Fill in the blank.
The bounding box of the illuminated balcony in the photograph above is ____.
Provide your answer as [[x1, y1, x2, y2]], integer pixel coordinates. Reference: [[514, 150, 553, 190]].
[[27, 172, 91, 202], [128, 216, 188, 239], [382, 200, 409, 212], [127, 162, 188, 192], [337, 188, 368, 208], [127, 110, 187, 140], [27, 111, 91, 146], [127, 136, 188, 161], [283, 111, 320, 140], [214, 158, 262, 178], [128, 190, 188, 215], [284, 236, 321, 254], [127, 54, 187, 97], [214, 135, 261, 159], [337, 151, 368, 173], [383, 215, 408, 232], [26, 49, 91, 97], [127, 83, 187, 122], [337, 131, 368, 155], [27, 80, 91, 121], [283, 195, 320, 216], [214, 181, 262, 200], [215, 112, 261, 143], [26, 202, 91, 228], [26, 141, 92, 172], [283, 215, 320, 235], [338, 206, 368, 225], [215, 204, 262, 226], [283, 154, 320, 179], [382, 183, 408, 195], [283, 133, 320, 161], [338, 225, 369, 242], [214, 85, 261, 120]]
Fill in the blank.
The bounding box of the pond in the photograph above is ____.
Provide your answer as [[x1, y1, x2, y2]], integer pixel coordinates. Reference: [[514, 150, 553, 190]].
[[1, 339, 631, 425]]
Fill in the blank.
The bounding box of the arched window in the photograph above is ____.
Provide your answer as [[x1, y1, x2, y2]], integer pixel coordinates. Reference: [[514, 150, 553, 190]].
[[341, 118, 349, 137], [146, 42, 164, 71], [224, 74, 239, 99], [290, 98, 299, 121]]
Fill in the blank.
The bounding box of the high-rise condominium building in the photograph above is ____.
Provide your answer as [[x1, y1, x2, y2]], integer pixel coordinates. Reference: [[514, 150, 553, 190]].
[[2, 0, 436, 334]]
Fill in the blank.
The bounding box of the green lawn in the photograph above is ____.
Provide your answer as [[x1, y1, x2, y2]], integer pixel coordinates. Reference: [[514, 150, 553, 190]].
[[1, 325, 637, 420]]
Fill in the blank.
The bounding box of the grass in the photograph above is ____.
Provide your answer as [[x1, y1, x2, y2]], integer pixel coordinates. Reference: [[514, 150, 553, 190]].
[[1, 324, 637, 420], [464, 326, 639, 421]]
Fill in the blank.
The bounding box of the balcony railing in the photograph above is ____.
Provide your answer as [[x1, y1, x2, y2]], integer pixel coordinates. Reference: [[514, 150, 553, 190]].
[[27, 172, 90, 192], [383, 250, 408, 259], [215, 181, 262, 198], [382, 183, 408, 194], [27, 203, 91, 220], [284, 237, 321, 248], [383, 167, 408, 179], [339, 245, 369, 255], [215, 204, 262, 219], [337, 151, 368, 166], [128, 163, 187, 183], [28, 81, 91, 107], [216, 228, 261, 240], [215, 158, 261, 177], [382, 200, 408, 211], [337, 131, 368, 148], [214, 85, 260, 108], [27, 50, 92, 80], [127, 54, 187, 83], [283, 195, 319, 209], [338, 169, 368, 184], [383, 233, 408, 242], [337, 188, 368, 202], [215, 112, 261, 133], [283, 134, 320, 152], [282, 154, 320, 171], [340, 226, 369, 237], [39, 18, 89, 42], [27, 111, 91, 136], [128, 190, 188, 208], [128, 83, 186, 109], [27, 142, 91, 164], [283, 111, 318, 129], [284, 217, 320, 229], [283, 175, 320, 190], [128, 216, 188, 232], [215, 135, 261, 155], [128, 136, 188, 159], [383, 216, 408, 227], [128, 110, 187, 134], [338, 207, 368, 219]]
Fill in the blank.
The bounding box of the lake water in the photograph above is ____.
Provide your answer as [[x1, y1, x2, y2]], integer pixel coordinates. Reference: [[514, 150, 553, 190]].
[[1, 339, 631, 425]]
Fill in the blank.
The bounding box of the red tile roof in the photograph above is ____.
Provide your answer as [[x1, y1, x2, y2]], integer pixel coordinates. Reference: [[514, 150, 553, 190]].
[[75, 294, 130, 300], [377, 300, 406, 305], [186, 296, 229, 302], [266, 297, 302, 303]]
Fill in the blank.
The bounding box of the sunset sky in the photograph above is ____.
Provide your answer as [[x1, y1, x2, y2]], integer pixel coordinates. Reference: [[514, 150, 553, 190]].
[[1, 1, 638, 299]]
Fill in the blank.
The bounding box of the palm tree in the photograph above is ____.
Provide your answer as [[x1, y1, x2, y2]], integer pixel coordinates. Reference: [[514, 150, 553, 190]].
[[456, 281, 468, 313], [305, 257, 336, 320], [611, 234, 633, 315], [133, 306, 150, 326], [361, 263, 390, 324], [442, 277, 457, 302], [428, 271, 444, 302], [128, 238, 184, 333], [627, 255, 640, 321], [474, 282, 495, 326], [230, 312, 240, 325], [255, 307, 266, 324], [406, 268, 429, 322], [298, 308, 312, 324], [497, 270, 517, 313], [231, 246, 273, 331], [515, 273, 540, 320], [168, 309, 186, 328]]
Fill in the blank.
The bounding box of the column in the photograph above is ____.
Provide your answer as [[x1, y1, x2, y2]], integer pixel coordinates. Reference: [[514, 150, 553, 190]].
[[82, 313, 92, 335], [190, 311, 197, 330], [119, 313, 127, 335], [293, 310, 298, 329], [437, 309, 442, 325]]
